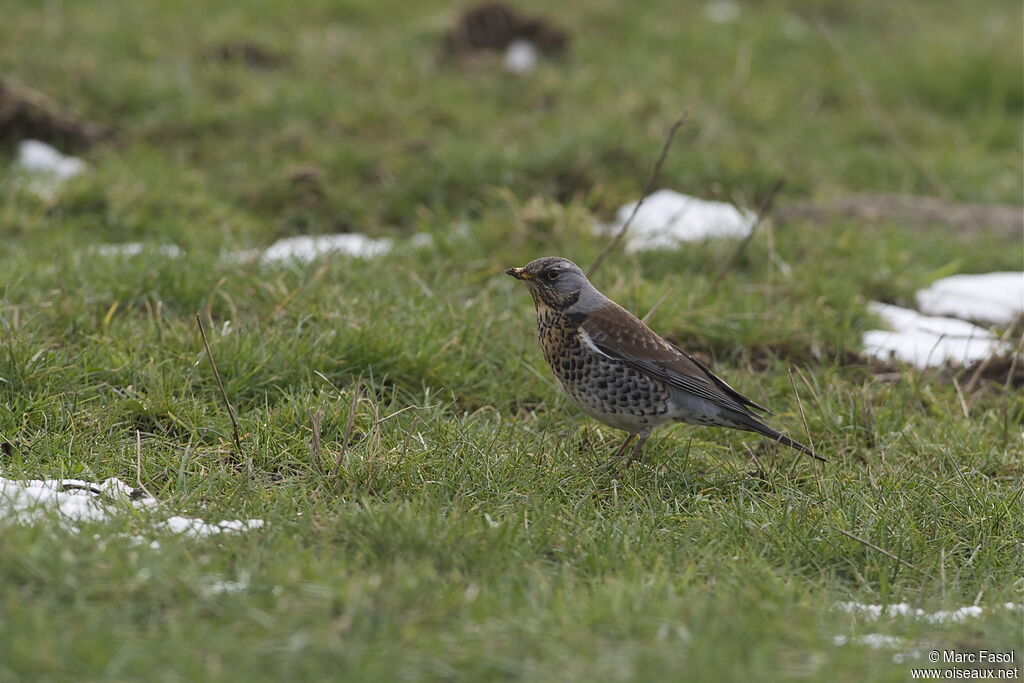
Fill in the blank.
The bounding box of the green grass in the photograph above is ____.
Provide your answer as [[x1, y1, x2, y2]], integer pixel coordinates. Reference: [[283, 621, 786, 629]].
[[1, 0, 1022, 681]]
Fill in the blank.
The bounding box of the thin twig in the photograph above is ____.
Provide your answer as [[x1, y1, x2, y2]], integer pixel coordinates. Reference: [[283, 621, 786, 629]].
[[835, 527, 923, 574], [196, 313, 243, 458], [134, 429, 157, 502], [1004, 336, 1022, 393], [640, 286, 676, 324], [333, 383, 362, 478], [788, 367, 820, 462], [815, 19, 953, 202], [310, 409, 324, 467], [399, 415, 420, 463], [964, 312, 1021, 393], [587, 112, 688, 278], [715, 179, 785, 284], [951, 376, 970, 419]]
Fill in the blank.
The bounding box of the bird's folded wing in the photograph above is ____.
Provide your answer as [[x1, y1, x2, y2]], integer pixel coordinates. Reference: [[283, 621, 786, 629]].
[[581, 303, 771, 417]]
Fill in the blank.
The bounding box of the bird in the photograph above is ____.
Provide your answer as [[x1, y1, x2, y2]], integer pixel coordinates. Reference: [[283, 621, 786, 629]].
[[505, 256, 824, 464]]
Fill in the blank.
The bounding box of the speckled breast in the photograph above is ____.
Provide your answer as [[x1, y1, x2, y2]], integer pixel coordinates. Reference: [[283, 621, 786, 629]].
[[535, 308, 674, 433]]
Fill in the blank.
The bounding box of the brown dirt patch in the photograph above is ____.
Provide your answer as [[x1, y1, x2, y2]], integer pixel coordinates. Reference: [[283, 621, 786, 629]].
[[443, 2, 569, 57], [0, 77, 112, 151], [203, 41, 288, 68], [777, 193, 1023, 238]]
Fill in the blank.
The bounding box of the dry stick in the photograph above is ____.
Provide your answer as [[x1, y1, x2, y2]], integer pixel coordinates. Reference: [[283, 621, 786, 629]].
[[196, 313, 244, 459], [788, 368, 820, 460], [964, 312, 1022, 393], [134, 429, 157, 502], [640, 286, 676, 324], [834, 527, 924, 575], [310, 409, 324, 467], [1004, 335, 1022, 393], [587, 112, 688, 279], [788, 368, 824, 498], [399, 415, 421, 463], [951, 377, 970, 419], [815, 19, 953, 202], [714, 179, 786, 284], [333, 383, 362, 478]]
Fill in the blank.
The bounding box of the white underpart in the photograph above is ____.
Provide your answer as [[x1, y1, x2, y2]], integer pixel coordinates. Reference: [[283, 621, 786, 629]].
[[13, 139, 87, 199], [598, 190, 755, 251], [915, 272, 1024, 326], [862, 302, 1010, 369]]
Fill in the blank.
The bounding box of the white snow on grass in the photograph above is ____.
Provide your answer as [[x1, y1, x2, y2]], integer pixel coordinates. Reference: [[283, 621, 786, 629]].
[[260, 233, 393, 264], [832, 633, 929, 664], [862, 302, 1010, 369], [599, 190, 755, 251], [164, 516, 264, 537], [504, 39, 539, 74], [223, 231, 432, 266], [915, 272, 1024, 326], [0, 475, 264, 540], [834, 601, 1021, 624], [832, 633, 905, 649], [92, 243, 184, 258], [13, 139, 87, 199], [204, 579, 249, 595], [0, 476, 144, 529], [831, 601, 1022, 663]]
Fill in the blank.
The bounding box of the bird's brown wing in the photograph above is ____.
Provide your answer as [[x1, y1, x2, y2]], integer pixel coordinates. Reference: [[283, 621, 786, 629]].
[[581, 301, 770, 417]]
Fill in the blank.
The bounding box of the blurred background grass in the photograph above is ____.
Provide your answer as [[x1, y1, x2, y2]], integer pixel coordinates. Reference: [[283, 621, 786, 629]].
[[0, 1, 1021, 681]]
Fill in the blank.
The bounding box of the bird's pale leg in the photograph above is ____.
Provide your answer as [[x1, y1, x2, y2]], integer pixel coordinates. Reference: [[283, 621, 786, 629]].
[[610, 433, 637, 462], [624, 429, 652, 466]]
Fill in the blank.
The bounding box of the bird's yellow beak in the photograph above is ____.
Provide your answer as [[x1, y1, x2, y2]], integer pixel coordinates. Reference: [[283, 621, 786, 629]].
[[505, 267, 532, 280]]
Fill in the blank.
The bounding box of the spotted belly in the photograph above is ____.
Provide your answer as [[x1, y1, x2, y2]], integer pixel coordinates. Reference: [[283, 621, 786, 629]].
[[542, 336, 676, 433]]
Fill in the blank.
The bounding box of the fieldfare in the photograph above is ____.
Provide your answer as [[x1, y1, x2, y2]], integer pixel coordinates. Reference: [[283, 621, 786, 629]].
[[506, 256, 823, 464]]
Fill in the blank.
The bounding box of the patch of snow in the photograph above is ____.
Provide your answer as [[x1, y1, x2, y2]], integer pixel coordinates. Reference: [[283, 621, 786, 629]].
[[504, 39, 538, 74], [599, 190, 755, 251], [204, 578, 249, 595], [832, 631, 930, 663], [834, 601, 1021, 624], [0, 476, 144, 530], [13, 139, 87, 199], [833, 633, 905, 649], [862, 302, 1010, 369], [261, 233, 392, 264], [915, 272, 1024, 326], [0, 474, 263, 540], [704, 0, 740, 24], [164, 516, 264, 538], [410, 232, 434, 248], [92, 243, 184, 258]]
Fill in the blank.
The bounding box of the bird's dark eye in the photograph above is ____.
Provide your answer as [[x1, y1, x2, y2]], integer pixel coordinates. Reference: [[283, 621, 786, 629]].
[[545, 270, 560, 282]]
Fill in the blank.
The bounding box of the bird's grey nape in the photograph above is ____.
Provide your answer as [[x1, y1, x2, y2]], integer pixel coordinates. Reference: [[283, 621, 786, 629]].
[[565, 280, 609, 315]]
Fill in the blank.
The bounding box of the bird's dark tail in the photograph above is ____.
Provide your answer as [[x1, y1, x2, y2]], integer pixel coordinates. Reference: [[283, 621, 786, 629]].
[[728, 412, 826, 462], [764, 430, 825, 462]]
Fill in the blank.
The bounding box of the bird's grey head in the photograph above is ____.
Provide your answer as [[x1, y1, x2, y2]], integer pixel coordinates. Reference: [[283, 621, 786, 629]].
[[505, 256, 605, 312]]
